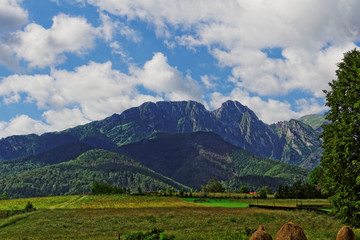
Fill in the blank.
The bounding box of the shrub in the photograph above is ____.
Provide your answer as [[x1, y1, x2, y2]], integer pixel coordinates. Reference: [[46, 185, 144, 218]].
[[258, 187, 267, 199], [122, 228, 174, 240], [24, 201, 36, 212]]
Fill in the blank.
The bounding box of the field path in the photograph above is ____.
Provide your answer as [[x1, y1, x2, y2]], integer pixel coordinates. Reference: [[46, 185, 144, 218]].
[[48, 195, 86, 209]]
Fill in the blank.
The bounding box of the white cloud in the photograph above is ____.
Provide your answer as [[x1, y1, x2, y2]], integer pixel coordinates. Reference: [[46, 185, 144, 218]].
[[87, 0, 360, 102], [0, 115, 50, 138], [42, 108, 89, 130], [131, 52, 203, 102], [0, 0, 27, 70], [0, 11, 142, 69], [200, 75, 217, 89], [9, 14, 98, 68], [213, 43, 357, 98], [0, 42, 20, 70], [98, 12, 141, 43], [0, 0, 28, 32]]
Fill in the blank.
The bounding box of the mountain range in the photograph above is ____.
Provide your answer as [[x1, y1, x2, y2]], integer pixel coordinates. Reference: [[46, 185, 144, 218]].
[[0, 100, 326, 198]]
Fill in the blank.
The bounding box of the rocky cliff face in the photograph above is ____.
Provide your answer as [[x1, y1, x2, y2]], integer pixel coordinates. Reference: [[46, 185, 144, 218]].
[[0, 100, 323, 169], [270, 119, 322, 166]]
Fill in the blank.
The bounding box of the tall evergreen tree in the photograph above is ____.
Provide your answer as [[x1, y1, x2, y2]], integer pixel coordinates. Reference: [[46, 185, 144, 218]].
[[320, 49, 360, 227]]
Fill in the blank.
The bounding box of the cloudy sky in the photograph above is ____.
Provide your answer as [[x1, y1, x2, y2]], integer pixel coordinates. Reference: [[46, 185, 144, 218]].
[[0, 0, 359, 138]]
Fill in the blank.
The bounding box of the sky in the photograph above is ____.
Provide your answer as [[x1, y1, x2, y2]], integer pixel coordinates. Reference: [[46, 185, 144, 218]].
[[0, 0, 359, 139]]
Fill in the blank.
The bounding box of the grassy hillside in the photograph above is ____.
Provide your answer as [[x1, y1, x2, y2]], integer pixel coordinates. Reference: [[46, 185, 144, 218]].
[[0, 149, 189, 198], [298, 114, 329, 131], [119, 132, 308, 190], [0, 195, 354, 240]]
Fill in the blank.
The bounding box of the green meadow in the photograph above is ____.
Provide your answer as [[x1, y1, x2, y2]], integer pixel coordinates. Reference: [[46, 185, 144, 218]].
[[182, 198, 249, 208], [0, 195, 358, 239]]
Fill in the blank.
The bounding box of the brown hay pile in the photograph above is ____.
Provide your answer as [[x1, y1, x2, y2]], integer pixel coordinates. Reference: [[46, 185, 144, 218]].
[[249, 225, 273, 240], [276, 222, 307, 240], [336, 226, 355, 240]]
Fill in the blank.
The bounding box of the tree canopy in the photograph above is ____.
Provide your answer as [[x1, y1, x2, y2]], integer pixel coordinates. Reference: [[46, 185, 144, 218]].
[[320, 49, 360, 227], [202, 177, 225, 193]]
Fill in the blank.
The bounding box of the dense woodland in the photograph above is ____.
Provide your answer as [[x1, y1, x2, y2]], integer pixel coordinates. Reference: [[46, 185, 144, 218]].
[[0, 149, 188, 198]]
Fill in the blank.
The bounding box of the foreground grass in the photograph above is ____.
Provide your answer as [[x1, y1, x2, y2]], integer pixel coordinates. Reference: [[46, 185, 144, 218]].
[[0, 195, 358, 239]]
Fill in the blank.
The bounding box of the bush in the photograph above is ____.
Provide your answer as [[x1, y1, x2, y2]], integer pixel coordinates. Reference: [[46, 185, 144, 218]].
[[122, 228, 175, 240], [24, 201, 36, 212], [258, 187, 267, 199]]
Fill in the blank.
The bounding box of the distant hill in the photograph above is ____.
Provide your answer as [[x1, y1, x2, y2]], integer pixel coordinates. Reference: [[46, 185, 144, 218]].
[[0, 124, 118, 161], [0, 149, 189, 198], [0, 142, 94, 179], [119, 132, 308, 190], [297, 114, 329, 132], [0, 100, 323, 169]]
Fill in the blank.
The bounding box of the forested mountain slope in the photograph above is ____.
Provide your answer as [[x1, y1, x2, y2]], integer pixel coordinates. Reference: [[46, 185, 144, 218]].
[[0, 149, 189, 198], [119, 132, 308, 190]]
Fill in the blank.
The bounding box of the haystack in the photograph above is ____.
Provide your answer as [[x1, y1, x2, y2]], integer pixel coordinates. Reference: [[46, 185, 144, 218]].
[[336, 226, 355, 240], [249, 225, 273, 240], [276, 222, 307, 240]]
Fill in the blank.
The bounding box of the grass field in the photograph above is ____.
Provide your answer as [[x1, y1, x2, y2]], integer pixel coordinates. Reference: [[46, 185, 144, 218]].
[[0, 195, 358, 239]]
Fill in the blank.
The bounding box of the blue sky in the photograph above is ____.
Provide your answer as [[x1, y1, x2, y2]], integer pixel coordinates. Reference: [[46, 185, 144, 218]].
[[0, 0, 359, 138]]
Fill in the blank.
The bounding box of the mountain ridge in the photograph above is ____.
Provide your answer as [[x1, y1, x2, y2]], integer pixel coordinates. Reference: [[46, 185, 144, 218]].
[[0, 100, 323, 169]]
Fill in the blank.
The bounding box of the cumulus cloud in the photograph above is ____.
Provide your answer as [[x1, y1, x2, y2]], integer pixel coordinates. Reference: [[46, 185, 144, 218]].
[[0, 52, 202, 137], [0, 10, 142, 69], [9, 14, 98, 68], [86, 0, 360, 118], [0, 0, 28, 32], [0, 0, 27, 70], [0, 115, 50, 138], [130, 52, 203, 101], [213, 43, 356, 97]]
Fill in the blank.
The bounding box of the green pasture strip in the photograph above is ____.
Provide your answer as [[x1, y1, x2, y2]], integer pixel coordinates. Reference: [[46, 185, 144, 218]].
[[182, 198, 249, 208], [0, 195, 197, 211], [190, 192, 272, 199], [0, 195, 82, 210]]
